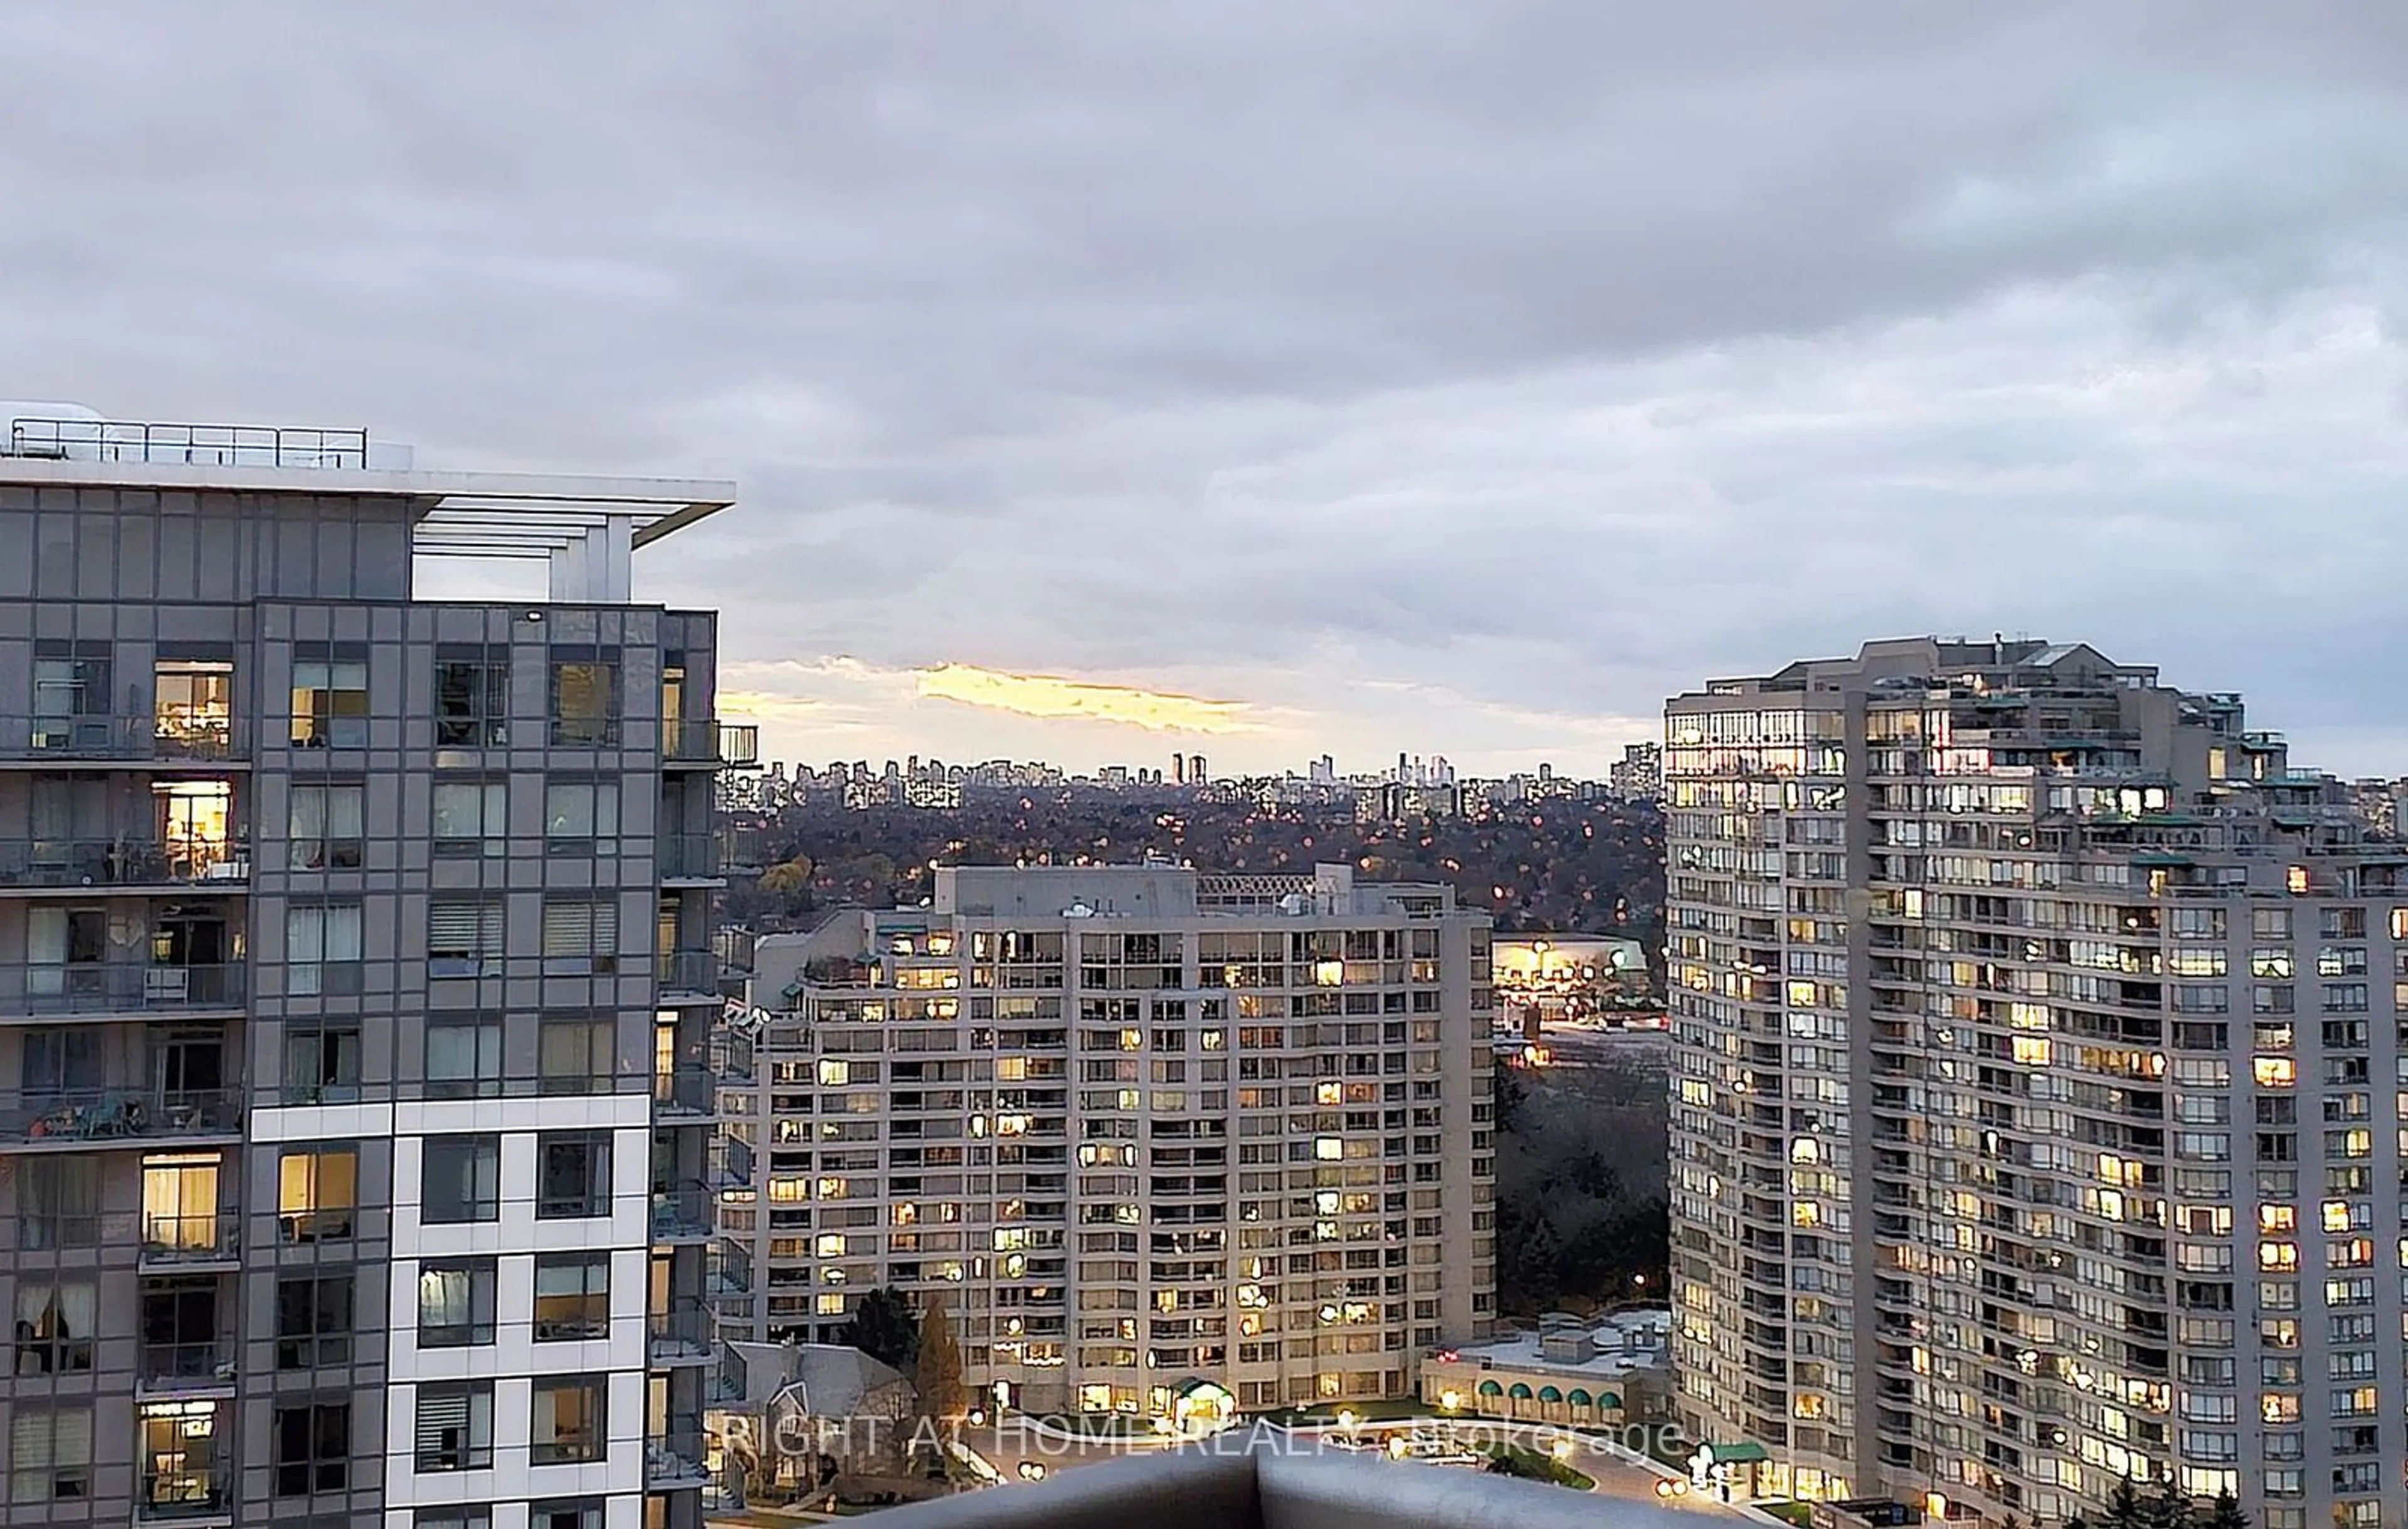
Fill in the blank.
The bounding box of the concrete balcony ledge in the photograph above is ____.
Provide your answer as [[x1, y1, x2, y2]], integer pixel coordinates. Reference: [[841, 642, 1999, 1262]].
[[870, 1432, 1687, 1529]]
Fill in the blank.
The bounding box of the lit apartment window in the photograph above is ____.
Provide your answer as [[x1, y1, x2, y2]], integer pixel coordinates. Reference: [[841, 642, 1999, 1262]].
[[287, 784, 364, 870], [431, 781, 505, 856], [278, 1145, 357, 1243], [529, 1376, 607, 1464], [9, 1407, 92, 1503], [422, 1135, 502, 1224], [418, 1261, 497, 1348], [533, 1254, 611, 1341], [548, 653, 618, 746], [415, 1382, 495, 1471], [289, 658, 368, 748]]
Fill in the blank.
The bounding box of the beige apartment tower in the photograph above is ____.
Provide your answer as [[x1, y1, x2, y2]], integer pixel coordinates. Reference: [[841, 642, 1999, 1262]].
[[1667, 638, 2404, 1529], [714, 863, 1498, 1422]]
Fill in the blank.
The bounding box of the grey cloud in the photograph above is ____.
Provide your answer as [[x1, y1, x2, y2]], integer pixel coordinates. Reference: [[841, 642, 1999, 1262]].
[[6, 2, 2408, 770]]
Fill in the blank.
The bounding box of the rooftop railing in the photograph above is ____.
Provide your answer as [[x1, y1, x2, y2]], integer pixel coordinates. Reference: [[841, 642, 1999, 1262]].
[[8, 416, 371, 469]]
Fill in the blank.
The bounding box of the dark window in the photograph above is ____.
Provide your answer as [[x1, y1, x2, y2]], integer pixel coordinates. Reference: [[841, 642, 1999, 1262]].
[[530, 1375, 607, 1464], [536, 1133, 611, 1219], [532, 1254, 611, 1341], [21, 1032, 100, 1099], [140, 1278, 221, 1385], [425, 1014, 503, 1099], [549, 657, 619, 746], [539, 1015, 616, 1094], [422, 1135, 501, 1223], [413, 1382, 494, 1471], [283, 1023, 362, 1104], [275, 1276, 353, 1370], [435, 658, 509, 748], [417, 1260, 497, 1347], [530, 1501, 604, 1529], [272, 1401, 349, 1495], [21, 1156, 99, 1250], [416, 1510, 494, 1529]]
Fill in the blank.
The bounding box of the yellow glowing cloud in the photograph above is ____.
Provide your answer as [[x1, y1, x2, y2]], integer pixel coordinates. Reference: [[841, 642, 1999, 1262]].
[[912, 664, 1262, 735]]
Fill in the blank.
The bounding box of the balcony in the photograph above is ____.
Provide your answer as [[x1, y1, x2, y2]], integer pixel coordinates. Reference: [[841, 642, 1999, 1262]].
[[707, 1338, 748, 1406], [0, 963, 246, 1018], [140, 1212, 241, 1269], [8, 415, 372, 468], [707, 1237, 752, 1296], [0, 838, 250, 891], [137, 1340, 236, 1394], [655, 1063, 719, 1119], [0, 714, 246, 766], [708, 1135, 753, 1190], [649, 1298, 714, 1363], [652, 1180, 716, 1242], [660, 950, 720, 1002], [645, 1432, 710, 1489], [0, 1087, 242, 1148], [664, 719, 759, 769], [658, 832, 724, 882]]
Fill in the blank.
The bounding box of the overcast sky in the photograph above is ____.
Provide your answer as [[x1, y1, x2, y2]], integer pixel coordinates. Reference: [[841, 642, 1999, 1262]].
[[8, 3, 2408, 776]]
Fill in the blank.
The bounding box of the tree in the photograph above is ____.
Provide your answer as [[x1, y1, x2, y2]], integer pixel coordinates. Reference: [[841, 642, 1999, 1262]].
[[2200, 1491, 2247, 1529], [2142, 1479, 2190, 1529], [914, 1296, 967, 1424], [2103, 1481, 2147, 1529], [759, 855, 815, 894], [844, 1286, 919, 1369]]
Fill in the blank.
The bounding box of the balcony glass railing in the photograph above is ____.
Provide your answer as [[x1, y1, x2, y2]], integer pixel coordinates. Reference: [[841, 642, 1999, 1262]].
[[657, 832, 722, 880], [140, 1212, 241, 1265], [645, 1433, 710, 1488], [0, 963, 245, 1015], [652, 1180, 715, 1242], [664, 719, 759, 766], [661, 950, 719, 998], [707, 1339, 747, 1406], [654, 1063, 718, 1118], [138, 1340, 235, 1389], [0, 838, 250, 889], [0, 714, 245, 763], [648, 1298, 713, 1361], [0, 1087, 241, 1146]]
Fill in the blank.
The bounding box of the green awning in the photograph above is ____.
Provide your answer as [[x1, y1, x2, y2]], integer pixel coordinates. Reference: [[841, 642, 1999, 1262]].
[[1538, 1386, 1562, 1402], [1476, 1380, 1502, 1397], [1712, 1442, 1771, 1464], [1599, 1391, 1622, 1409], [1508, 1383, 1534, 1399], [1566, 1389, 1593, 1407]]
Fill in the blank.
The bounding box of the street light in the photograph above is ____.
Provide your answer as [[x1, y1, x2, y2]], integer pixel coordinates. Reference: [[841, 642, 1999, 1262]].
[[1439, 1390, 1461, 1414], [1335, 1408, 1361, 1433]]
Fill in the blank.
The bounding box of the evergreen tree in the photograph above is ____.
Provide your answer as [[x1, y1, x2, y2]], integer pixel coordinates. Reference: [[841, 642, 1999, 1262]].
[[843, 1286, 920, 1369], [2103, 1480, 2147, 1529], [915, 1296, 967, 1424], [2200, 1490, 2247, 1529]]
